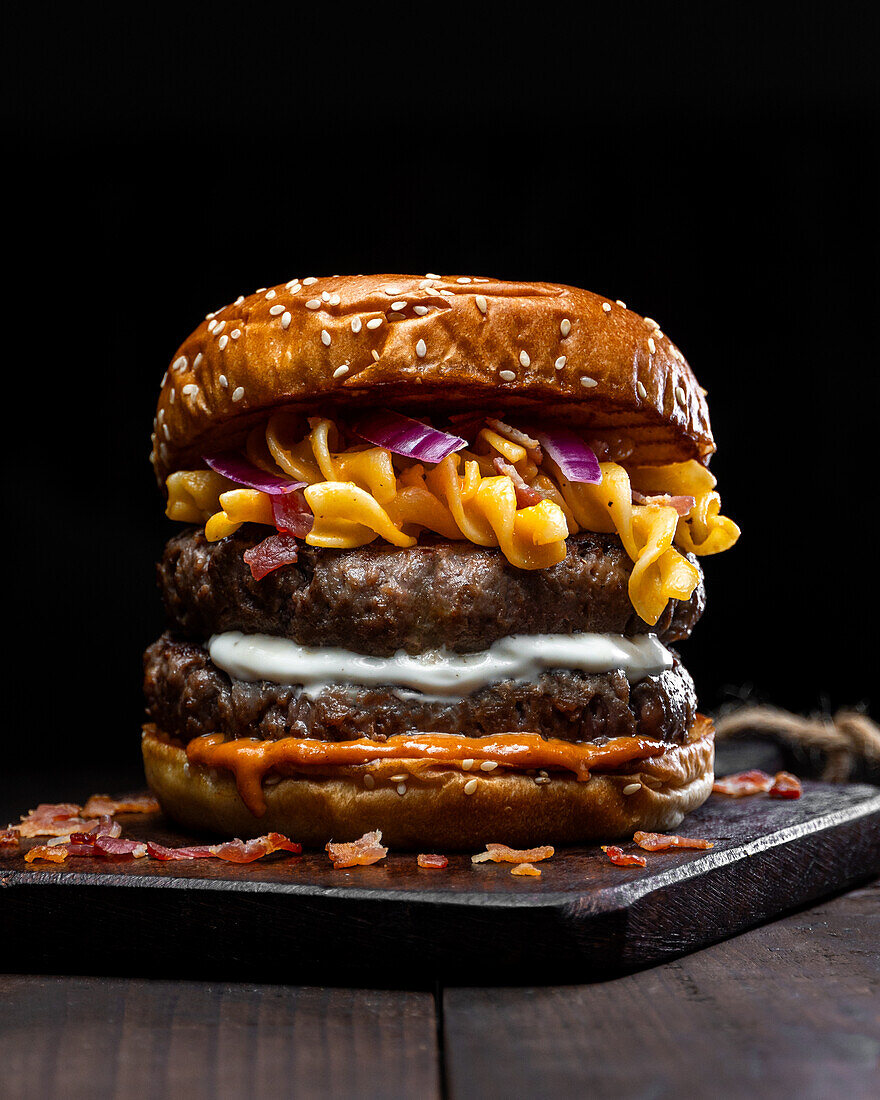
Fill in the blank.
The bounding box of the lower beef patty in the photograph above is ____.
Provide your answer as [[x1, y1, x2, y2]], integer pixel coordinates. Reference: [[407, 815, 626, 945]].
[[157, 527, 705, 655], [144, 633, 697, 746]]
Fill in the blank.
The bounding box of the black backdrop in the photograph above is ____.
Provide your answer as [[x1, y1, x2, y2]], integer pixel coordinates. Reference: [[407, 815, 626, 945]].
[[4, 8, 878, 782]]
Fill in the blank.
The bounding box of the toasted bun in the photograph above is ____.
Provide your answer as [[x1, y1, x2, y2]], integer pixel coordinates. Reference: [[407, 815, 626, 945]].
[[152, 274, 714, 483], [141, 718, 714, 850]]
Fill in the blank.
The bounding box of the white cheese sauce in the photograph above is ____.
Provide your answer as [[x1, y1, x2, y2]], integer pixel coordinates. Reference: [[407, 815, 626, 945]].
[[207, 631, 673, 700]]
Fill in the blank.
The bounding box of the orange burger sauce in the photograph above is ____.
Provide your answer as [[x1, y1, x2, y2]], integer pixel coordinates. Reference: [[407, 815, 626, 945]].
[[184, 732, 670, 816]]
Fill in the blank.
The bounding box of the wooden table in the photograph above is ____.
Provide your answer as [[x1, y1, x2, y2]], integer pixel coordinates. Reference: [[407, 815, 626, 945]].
[[2, 879, 876, 1099]]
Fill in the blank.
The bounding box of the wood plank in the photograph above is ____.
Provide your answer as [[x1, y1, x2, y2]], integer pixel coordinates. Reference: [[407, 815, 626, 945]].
[[442, 880, 880, 1100], [0, 978, 440, 1100], [2, 781, 879, 982]]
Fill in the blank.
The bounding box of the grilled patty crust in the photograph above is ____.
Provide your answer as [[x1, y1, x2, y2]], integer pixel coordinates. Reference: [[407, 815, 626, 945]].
[[157, 527, 705, 656], [144, 633, 697, 746]]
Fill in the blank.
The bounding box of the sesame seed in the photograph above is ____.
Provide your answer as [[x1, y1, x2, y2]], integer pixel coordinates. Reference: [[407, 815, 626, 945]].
[[396, 783, 407, 796], [218, 335, 229, 350], [306, 299, 321, 310], [321, 329, 331, 346], [622, 783, 642, 796], [321, 291, 330, 302], [616, 300, 627, 308], [286, 280, 300, 289], [371, 350, 380, 361], [555, 355, 566, 370], [461, 759, 475, 771], [231, 329, 241, 339], [269, 304, 285, 316], [456, 276, 472, 283], [425, 272, 440, 279], [636, 380, 647, 399], [499, 370, 516, 382], [234, 295, 245, 305], [350, 318, 362, 334], [580, 376, 598, 388], [560, 318, 571, 337], [214, 321, 226, 335], [437, 288, 453, 297], [464, 779, 478, 795], [519, 350, 531, 367], [480, 760, 498, 771], [328, 293, 341, 306], [303, 277, 318, 285], [416, 338, 427, 358], [644, 317, 659, 328], [173, 356, 188, 372], [205, 312, 215, 321], [391, 301, 407, 310], [219, 375, 228, 388], [534, 776, 551, 785], [418, 279, 434, 289], [656, 330, 664, 339], [281, 312, 292, 330], [647, 337, 656, 354], [413, 305, 430, 316], [182, 383, 199, 397], [232, 387, 245, 402], [676, 385, 686, 405], [475, 295, 488, 314], [383, 284, 404, 295], [602, 302, 612, 313], [390, 773, 408, 783], [366, 318, 383, 330], [265, 289, 277, 300], [256, 288, 266, 294], [162, 424, 170, 440], [207, 320, 217, 333], [193, 353, 204, 369], [363, 774, 375, 790], [288, 285, 302, 295], [333, 364, 350, 378]]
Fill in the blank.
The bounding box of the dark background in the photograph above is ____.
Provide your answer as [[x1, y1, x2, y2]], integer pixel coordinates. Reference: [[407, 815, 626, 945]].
[[3, 7, 878, 788]]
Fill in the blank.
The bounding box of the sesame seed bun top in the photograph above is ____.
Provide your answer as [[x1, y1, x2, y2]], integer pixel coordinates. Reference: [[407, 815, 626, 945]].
[[151, 274, 714, 483]]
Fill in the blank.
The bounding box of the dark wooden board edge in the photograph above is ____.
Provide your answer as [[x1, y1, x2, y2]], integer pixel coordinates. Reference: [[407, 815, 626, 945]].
[[2, 787, 878, 985]]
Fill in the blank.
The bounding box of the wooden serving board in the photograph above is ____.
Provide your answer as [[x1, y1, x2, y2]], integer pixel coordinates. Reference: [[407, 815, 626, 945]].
[[2, 781, 878, 984]]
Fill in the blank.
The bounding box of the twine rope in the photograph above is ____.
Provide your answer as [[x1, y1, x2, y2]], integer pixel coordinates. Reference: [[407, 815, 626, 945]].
[[714, 705, 880, 781]]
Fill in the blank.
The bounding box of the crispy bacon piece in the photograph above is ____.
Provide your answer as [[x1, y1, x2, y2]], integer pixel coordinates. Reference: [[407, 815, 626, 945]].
[[510, 862, 541, 876], [633, 831, 715, 851], [145, 842, 216, 861], [243, 532, 301, 581], [24, 844, 69, 864], [471, 843, 555, 865], [417, 853, 449, 869], [769, 771, 803, 799], [1, 828, 20, 852], [492, 457, 549, 507], [210, 833, 301, 863], [16, 803, 96, 838], [326, 830, 388, 869], [93, 837, 149, 858], [82, 794, 160, 817], [272, 490, 314, 538], [712, 769, 775, 797], [631, 490, 696, 516], [601, 845, 647, 867]]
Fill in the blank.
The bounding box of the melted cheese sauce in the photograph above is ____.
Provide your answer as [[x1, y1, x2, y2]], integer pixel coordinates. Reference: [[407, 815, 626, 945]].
[[207, 631, 673, 699]]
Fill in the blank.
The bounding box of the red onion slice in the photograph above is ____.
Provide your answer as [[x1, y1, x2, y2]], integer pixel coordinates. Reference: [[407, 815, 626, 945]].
[[535, 430, 601, 484], [203, 451, 306, 495], [353, 410, 467, 463]]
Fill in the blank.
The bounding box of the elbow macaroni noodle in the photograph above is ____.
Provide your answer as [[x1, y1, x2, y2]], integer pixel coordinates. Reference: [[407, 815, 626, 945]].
[[166, 415, 739, 625]]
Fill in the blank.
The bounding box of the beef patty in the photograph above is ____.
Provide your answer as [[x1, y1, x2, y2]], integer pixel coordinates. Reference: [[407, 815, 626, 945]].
[[157, 527, 705, 656], [144, 633, 697, 746]]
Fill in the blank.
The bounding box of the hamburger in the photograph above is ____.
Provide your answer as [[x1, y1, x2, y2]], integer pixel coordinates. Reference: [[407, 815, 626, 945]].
[[143, 274, 739, 848]]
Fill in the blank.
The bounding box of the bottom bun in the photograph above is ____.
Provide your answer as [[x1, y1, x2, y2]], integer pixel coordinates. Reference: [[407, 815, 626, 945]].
[[142, 718, 714, 849]]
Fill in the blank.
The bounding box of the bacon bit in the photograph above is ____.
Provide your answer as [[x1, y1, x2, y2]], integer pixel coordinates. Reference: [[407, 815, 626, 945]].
[[24, 844, 69, 864], [93, 837, 149, 859], [631, 490, 696, 516], [417, 853, 449, 869], [16, 803, 95, 838], [511, 862, 541, 876], [492, 457, 549, 507], [145, 842, 216, 861], [633, 831, 715, 851], [271, 490, 314, 538], [712, 770, 774, 797], [0, 828, 20, 852], [601, 845, 647, 867], [484, 418, 543, 459], [326, 830, 388, 869], [82, 794, 160, 817], [243, 532, 301, 580], [209, 833, 301, 863], [471, 843, 555, 864], [769, 771, 803, 799], [70, 817, 122, 842]]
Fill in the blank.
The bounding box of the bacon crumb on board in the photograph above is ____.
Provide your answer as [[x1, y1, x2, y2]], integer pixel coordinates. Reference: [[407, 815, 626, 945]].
[[1, 828, 20, 852], [82, 794, 160, 817], [15, 803, 95, 838], [417, 853, 449, 869], [712, 770, 775, 797], [510, 862, 541, 876], [24, 844, 69, 864], [633, 831, 715, 851], [471, 843, 555, 865], [326, 830, 388, 869], [601, 845, 647, 868], [769, 771, 803, 799]]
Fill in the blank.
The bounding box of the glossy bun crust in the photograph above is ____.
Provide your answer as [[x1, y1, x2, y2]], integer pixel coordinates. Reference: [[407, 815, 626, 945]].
[[152, 274, 714, 483], [141, 718, 714, 850]]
